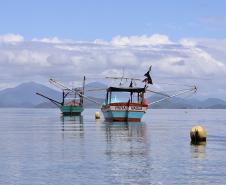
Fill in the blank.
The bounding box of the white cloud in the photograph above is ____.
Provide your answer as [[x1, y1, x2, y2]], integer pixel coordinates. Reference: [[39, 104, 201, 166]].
[[179, 38, 197, 47], [94, 39, 109, 45], [55, 45, 84, 51], [0, 49, 49, 66], [32, 37, 72, 44], [111, 34, 172, 46], [0, 34, 24, 43], [0, 34, 226, 99]]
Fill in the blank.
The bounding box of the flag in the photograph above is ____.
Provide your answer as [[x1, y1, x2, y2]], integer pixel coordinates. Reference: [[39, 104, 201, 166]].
[[142, 65, 153, 84], [129, 80, 133, 87]]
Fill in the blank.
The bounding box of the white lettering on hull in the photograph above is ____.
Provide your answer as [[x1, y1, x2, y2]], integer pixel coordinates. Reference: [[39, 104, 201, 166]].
[[102, 105, 147, 112], [115, 106, 127, 111], [130, 106, 142, 111]]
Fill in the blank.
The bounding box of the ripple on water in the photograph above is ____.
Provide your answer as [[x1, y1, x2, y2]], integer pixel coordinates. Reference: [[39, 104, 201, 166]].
[[0, 108, 226, 185]]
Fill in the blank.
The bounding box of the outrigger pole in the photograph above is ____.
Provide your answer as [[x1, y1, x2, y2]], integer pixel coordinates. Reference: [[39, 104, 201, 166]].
[[106, 76, 141, 81], [49, 78, 102, 106], [146, 89, 171, 97], [36, 92, 62, 107], [148, 86, 197, 105]]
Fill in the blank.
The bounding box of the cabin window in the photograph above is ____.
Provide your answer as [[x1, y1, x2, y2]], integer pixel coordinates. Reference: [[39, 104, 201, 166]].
[[109, 92, 140, 103]]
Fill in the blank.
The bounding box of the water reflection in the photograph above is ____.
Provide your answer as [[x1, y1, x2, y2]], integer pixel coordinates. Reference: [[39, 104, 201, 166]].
[[190, 142, 206, 159], [103, 121, 148, 157], [104, 122, 146, 142], [103, 121, 151, 184], [189, 142, 207, 184], [95, 118, 101, 125], [61, 115, 84, 138]]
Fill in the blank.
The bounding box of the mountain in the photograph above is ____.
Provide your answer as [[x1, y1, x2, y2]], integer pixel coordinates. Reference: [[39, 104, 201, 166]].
[[0, 81, 226, 109], [0, 82, 61, 107], [84, 82, 107, 98], [147, 95, 194, 109], [206, 104, 226, 109], [200, 98, 226, 108], [146, 94, 226, 109], [0, 81, 105, 108]]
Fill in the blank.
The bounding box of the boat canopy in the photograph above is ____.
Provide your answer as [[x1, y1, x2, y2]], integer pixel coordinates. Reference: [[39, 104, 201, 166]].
[[107, 87, 145, 93]]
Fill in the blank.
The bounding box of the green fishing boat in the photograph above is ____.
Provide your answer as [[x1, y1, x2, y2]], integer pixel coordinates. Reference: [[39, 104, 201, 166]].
[[60, 105, 83, 115], [36, 77, 86, 116], [60, 98, 84, 116]]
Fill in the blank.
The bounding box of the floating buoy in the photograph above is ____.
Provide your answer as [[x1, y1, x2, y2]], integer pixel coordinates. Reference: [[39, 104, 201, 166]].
[[190, 125, 207, 144], [95, 112, 100, 119]]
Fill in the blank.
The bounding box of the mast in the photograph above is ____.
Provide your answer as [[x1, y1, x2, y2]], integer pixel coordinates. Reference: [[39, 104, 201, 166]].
[[62, 90, 65, 105], [81, 76, 86, 105]]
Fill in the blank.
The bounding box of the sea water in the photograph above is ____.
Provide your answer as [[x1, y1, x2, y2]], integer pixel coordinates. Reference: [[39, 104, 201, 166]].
[[0, 108, 225, 185]]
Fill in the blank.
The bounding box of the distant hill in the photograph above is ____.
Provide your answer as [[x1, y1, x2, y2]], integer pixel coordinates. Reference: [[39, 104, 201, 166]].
[[147, 95, 226, 109], [0, 82, 61, 107], [0, 81, 105, 108], [147, 95, 193, 109], [84, 82, 107, 98], [206, 104, 226, 109], [0, 81, 226, 109], [34, 102, 59, 108]]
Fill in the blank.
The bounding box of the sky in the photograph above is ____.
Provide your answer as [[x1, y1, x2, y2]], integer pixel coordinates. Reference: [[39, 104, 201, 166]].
[[0, 0, 226, 100], [1, 0, 226, 40]]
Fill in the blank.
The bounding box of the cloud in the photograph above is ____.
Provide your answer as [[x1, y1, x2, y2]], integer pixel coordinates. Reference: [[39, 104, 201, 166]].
[[32, 37, 73, 44], [179, 39, 197, 47], [111, 34, 172, 46], [0, 34, 24, 43], [0, 34, 226, 99]]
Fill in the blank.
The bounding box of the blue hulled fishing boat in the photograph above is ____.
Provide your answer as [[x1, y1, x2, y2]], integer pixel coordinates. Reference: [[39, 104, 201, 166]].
[[101, 86, 148, 122]]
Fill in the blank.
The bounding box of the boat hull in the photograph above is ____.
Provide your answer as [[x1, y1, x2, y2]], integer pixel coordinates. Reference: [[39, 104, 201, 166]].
[[101, 102, 148, 122], [60, 105, 84, 116]]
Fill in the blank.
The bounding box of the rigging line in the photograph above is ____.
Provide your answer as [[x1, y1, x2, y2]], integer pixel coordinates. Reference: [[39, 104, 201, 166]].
[[154, 82, 194, 87], [146, 89, 190, 94], [180, 91, 197, 99], [85, 88, 106, 92], [49, 78, 102, 106], [148, 86, 197, 106], [84, 77, 107, 80], [146, 87, 196, 94], [105, 76, 141, 81], [146, 89, 170, 97]]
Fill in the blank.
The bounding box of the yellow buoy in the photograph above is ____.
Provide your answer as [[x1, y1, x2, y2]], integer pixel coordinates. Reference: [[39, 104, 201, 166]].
[[190, 125, 207, 144], [95, 112, 100, 119]]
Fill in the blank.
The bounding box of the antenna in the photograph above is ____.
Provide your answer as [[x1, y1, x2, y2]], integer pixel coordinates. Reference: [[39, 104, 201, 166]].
[[119, 67, 125, 86]]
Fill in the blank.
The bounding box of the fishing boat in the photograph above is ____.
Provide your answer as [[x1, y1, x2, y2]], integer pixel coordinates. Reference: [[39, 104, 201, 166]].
[[101, 86, 148, 122], [59, 94, 84, 116], [100, 66, 197, 122], [100, 66, 153, 122], [36, 77, 86, 116]]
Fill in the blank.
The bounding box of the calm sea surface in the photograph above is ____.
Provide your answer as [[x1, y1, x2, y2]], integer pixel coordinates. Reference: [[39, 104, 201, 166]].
[[0, 108, 225, 185]]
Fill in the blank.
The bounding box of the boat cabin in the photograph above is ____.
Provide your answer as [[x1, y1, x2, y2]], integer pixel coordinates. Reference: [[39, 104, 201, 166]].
[[105, 87, 146, 104]]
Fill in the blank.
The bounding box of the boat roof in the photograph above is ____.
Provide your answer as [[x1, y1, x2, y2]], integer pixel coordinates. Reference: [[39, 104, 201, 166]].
[[107, 86, 145, 93]]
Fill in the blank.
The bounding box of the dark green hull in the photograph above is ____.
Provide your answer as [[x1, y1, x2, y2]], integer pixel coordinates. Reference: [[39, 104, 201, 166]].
[[60, 105, 84, 116]]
